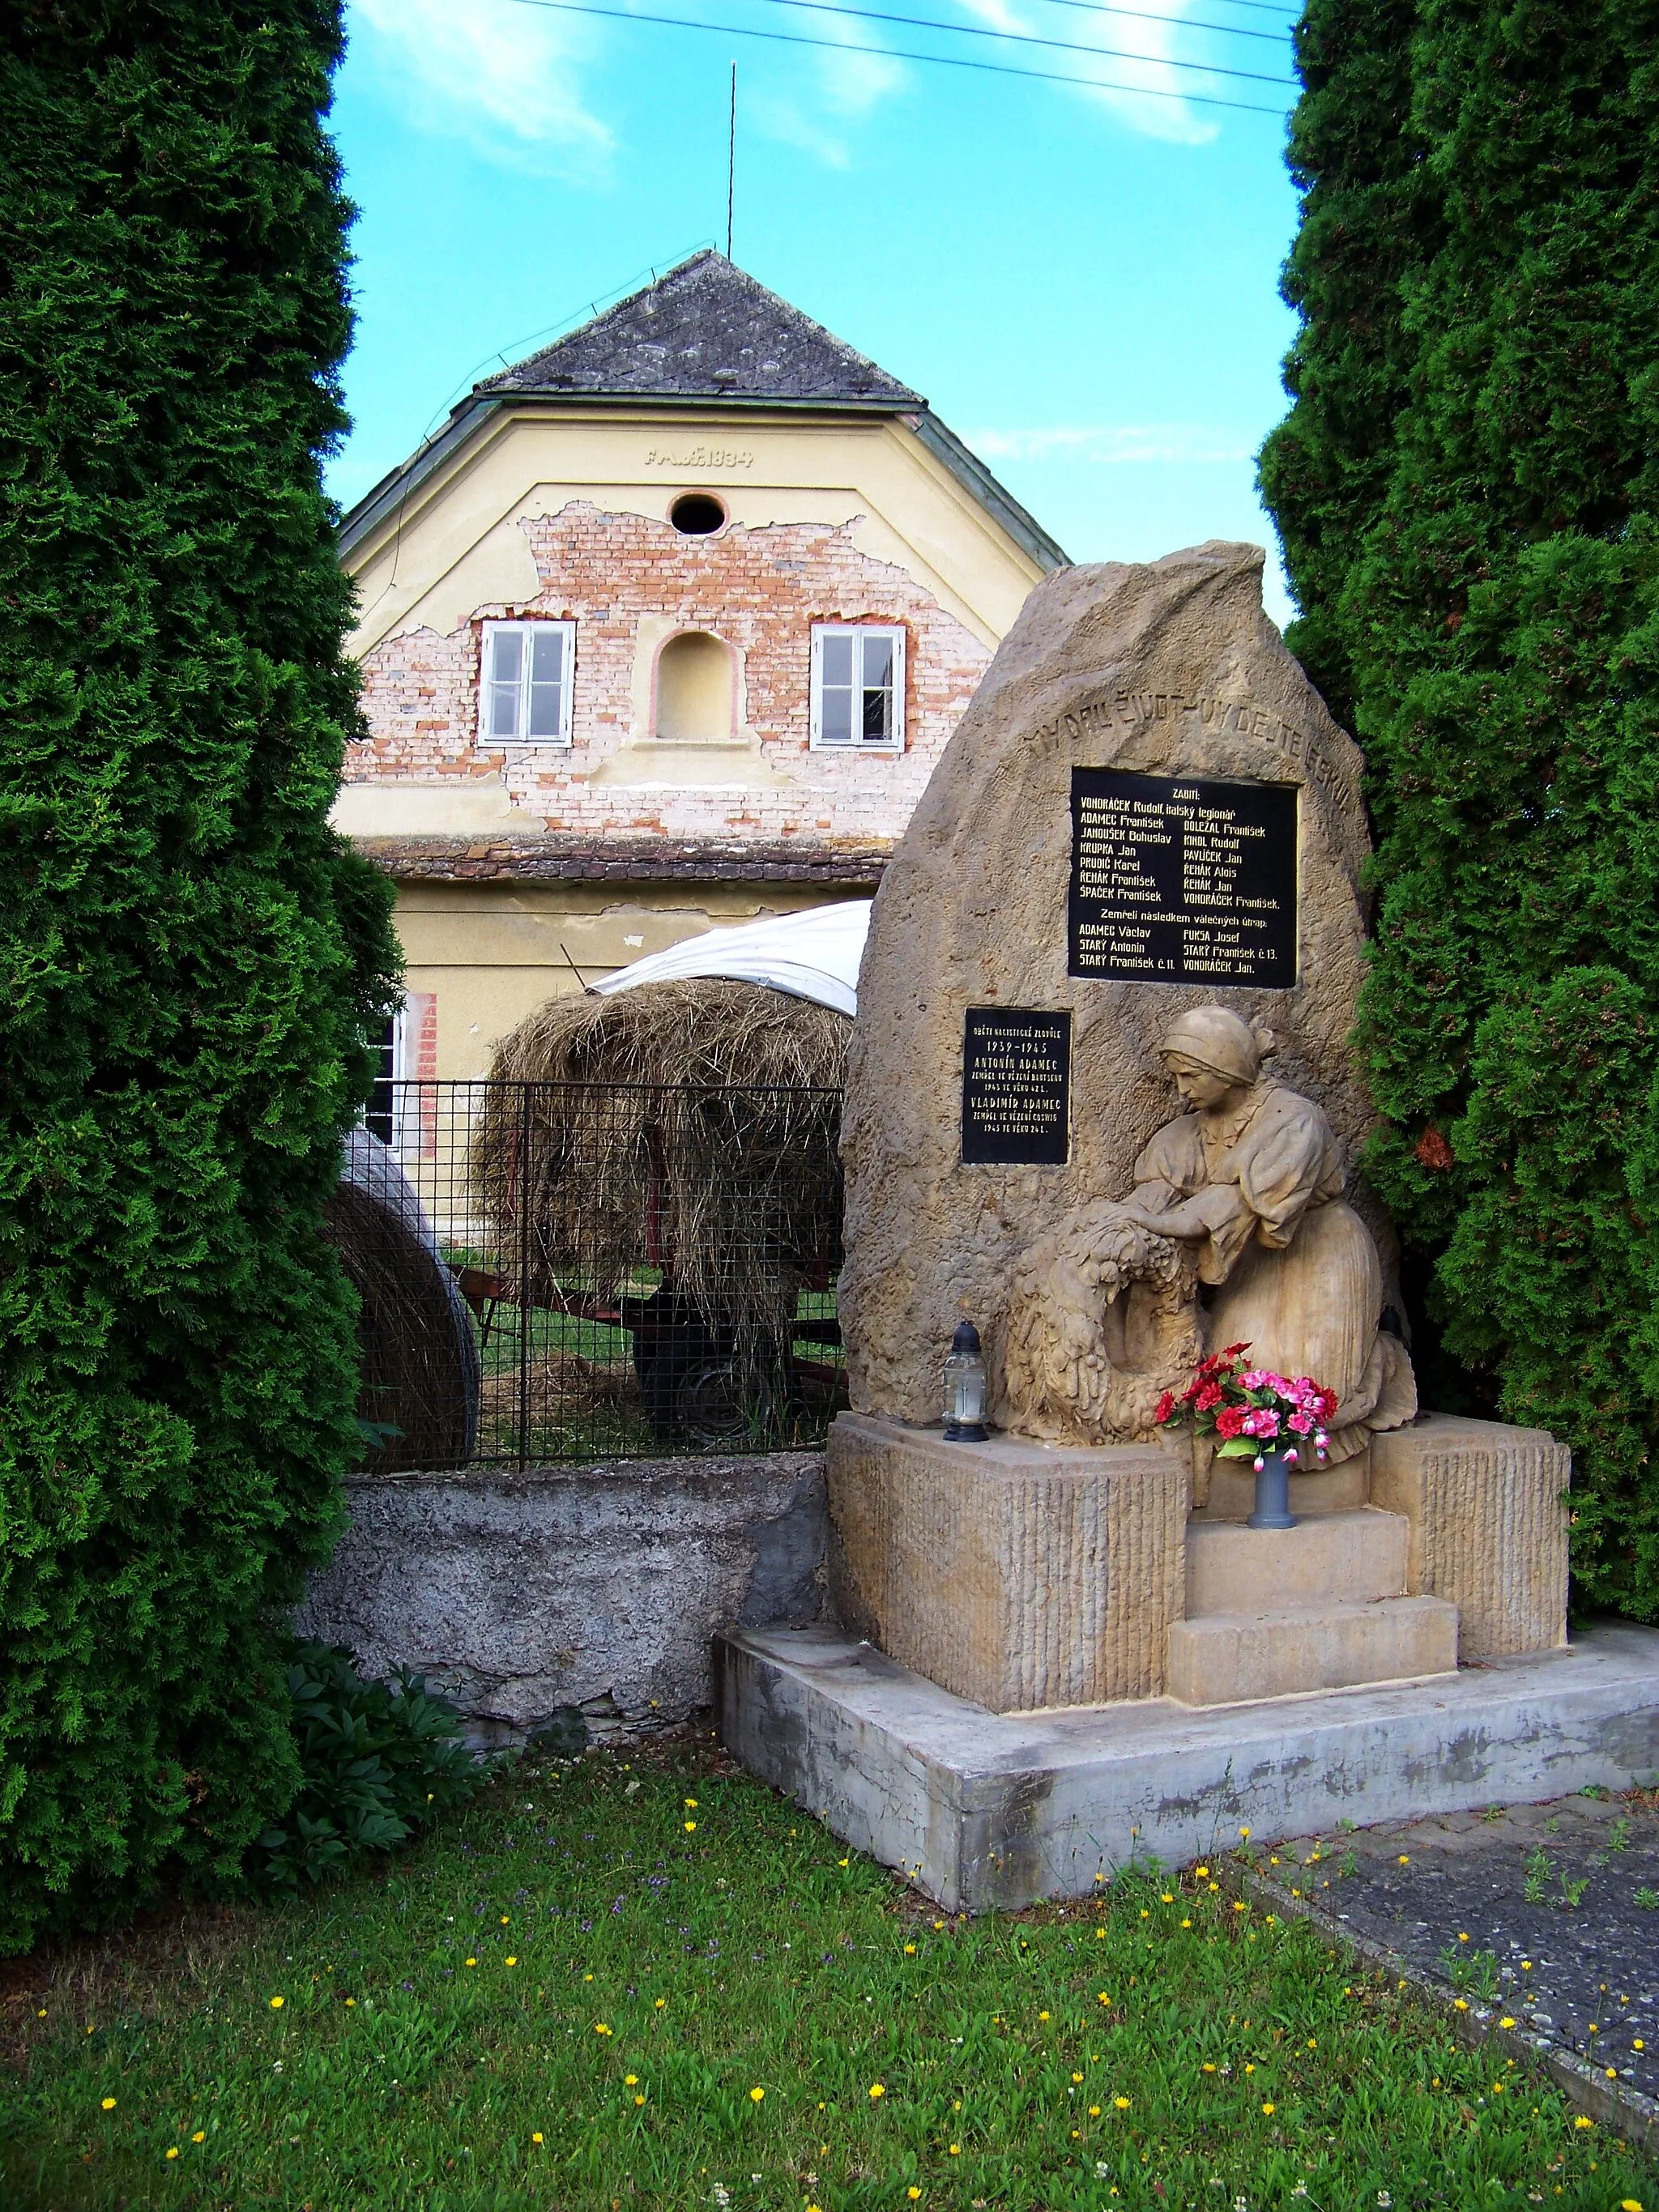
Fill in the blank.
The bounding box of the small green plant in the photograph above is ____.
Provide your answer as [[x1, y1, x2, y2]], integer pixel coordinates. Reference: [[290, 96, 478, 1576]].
[[1524, 1848, 1551, 1903], [1438, 1944, 1500, 2001], [1607, 1817, 1632, 1853], [1558, 1873, 1591, 1909], [1338, 1848, 1359, 1878], [1545, 1815, 1562, 1836], [1634, 1886, 1659, 1911], [252, 1643, 487, 1890], [1578, 1784, 1610, 1801], [1482, 1804, 1504, 1824]]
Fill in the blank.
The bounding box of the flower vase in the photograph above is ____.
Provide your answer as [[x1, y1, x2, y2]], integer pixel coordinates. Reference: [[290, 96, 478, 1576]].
[[1247, 1449, 1298, 1532]]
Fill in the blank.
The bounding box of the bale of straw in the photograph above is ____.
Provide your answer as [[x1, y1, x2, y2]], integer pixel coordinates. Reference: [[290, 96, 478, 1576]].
[[473, 980, 847, 1384], [322, 1132, 481, 1475]]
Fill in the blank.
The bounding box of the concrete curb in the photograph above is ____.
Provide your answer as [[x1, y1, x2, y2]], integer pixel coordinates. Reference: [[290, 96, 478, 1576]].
[[1223, 1859, 1659, 2156]]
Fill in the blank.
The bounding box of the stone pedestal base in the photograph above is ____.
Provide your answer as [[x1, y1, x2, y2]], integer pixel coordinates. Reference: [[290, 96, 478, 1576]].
[[826, 1413, 1188, 1711], [1372, 1414, 1569, 1659], [717, 1622, 1659, 1912]]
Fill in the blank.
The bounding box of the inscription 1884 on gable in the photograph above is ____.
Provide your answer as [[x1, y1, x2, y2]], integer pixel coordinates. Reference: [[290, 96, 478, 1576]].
[[1068, 767, 1299, 987]]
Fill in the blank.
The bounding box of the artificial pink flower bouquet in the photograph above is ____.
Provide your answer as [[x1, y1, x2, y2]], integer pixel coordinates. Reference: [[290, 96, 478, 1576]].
[[1154, 1343, 1337, 1471]]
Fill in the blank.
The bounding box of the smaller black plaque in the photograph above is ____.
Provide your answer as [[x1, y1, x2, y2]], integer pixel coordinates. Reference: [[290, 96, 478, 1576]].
[[962, 1008, 1071, 1166]]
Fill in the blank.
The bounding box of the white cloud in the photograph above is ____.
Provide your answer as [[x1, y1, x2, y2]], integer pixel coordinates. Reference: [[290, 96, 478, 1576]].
[[811, 9, 907, 116], [969, 424, 1256, 465], [951, 0, 1220, 144], [347, 0, 612, 173]]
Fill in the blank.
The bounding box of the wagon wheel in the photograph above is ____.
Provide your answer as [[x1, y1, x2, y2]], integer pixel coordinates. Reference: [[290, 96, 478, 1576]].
[[675, 1359, 774, 1447]]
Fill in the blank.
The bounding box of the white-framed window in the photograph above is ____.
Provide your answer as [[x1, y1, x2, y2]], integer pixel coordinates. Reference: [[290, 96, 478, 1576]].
[[480, 619, 576, 746], [810, 624, 905, 751]]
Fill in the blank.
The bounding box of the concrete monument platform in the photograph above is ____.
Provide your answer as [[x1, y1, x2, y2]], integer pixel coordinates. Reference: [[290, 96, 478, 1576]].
[[716, 1621, 1659, 1912]]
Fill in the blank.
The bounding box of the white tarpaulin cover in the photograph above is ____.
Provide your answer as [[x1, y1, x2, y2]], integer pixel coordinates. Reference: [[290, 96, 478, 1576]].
[[591, 899, 871, 1017]]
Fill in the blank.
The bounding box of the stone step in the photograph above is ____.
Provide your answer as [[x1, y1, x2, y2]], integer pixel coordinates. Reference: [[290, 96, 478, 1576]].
[[1185, 1507, 1409, 1617], [1166, 1594, 1459, 1707]]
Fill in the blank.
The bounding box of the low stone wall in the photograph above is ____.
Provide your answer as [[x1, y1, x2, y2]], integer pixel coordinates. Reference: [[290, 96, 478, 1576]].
[[295, 1452, 826, 1744]]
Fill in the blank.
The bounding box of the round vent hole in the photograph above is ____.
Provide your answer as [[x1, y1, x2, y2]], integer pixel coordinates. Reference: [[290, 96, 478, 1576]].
[[669, 492, 726, 535]]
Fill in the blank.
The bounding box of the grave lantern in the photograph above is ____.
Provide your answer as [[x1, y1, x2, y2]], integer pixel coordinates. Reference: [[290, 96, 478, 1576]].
[[942, 1320, 989, 1442]]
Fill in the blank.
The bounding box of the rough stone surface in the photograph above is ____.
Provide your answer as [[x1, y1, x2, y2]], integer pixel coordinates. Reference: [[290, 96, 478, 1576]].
[[840, 542, 1388, 1426], [295, 1452, 825, 1742], [826, 1412, 1187, 1709], [717, 1621, 1659, 1911], [1184, 1508, 1407, 1615], [1372, 1414, 1569, 1659], [1166, 1593, 1458, 1707]]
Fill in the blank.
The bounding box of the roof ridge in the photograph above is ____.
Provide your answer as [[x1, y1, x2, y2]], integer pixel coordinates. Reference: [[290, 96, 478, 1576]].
[[475, 250, 925, 410]]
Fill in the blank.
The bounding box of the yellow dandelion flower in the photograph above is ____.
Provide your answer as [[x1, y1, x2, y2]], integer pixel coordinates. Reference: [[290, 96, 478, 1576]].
[[594, 2022, 612, 2035], [466, 1958, 477, 1968], [1195, 1865, 1209, 1877], [1245, 2064, 1256, 2075], [1265, 1915, 1276, 1926], [625, 2075, 638, 2086], [1239, 1826, 1251, 1839], [1398, 1854, 1410, 1865], [100, 2098, 116, 2112], [1307, 2037, 1316, 2048], [1453, 1998, 1469, 2011], [268, 1996, 284, 2010], [1201, 2063, 1215, 2073], [869, 2082, 885, 2099], [1575, 2116, 1594, 2130], [346, 1997, 356, 2008], [684, 1797, 698, 1809], [1161, 1893, 1175, 1903], [904, 1943, 916, 1954], [1232, 1902, 1247, 1914], [1500, 2016, 1516, 2028], [166, 2148, 179, 2160], [749, 2086, 765, 2103], [1113, 2095, 1131, 2110], [505, 1957, 518, 1967], [1608, 2068, 1619, 2080], [1098, 1992, 1111, 2004], [684, 1821, 697, 1833], [1261, 2102, 1275, 2116], [1096, 1928, 1107, 1940], [655, 1997, 667, 2009], [1038, 2010, 1050, 2022], [949, 2143, 961, 2155], [192, 2131, 204, 2144], [1458, 1932, 1469, 1943], [532, 2132, 544, 2144], [909, 2191, 922, 2201], [634, 2094, 646, 2105], [1620, 2199, 1644, 2210], [1090, 2103, 1102, 2116], [1181, 1919, 1192, 1929]]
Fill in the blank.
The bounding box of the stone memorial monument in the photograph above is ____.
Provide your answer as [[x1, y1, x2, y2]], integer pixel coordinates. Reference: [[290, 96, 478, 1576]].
[[719, 546, 1659, 1911]]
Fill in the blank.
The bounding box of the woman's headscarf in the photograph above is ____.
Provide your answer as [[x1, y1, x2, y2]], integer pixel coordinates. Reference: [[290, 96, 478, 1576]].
[[1158, 1006, 1273, 1087]]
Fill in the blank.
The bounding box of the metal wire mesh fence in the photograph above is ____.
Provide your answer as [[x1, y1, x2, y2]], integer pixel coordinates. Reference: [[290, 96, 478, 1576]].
[[325, 1078, 847, 1473]]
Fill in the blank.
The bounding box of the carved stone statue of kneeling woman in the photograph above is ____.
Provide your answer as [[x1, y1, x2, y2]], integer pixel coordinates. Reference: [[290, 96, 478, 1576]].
[[1117, 1006, 1416, 1466]]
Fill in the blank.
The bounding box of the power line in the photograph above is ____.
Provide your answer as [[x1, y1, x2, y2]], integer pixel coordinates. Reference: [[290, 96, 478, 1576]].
[[1031, 0, 1294, 45], [501, 0, 1299, 91], [727, 0, 1299, 55]]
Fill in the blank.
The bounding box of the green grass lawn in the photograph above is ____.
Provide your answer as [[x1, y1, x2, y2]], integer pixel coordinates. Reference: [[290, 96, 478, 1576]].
[[2, 1737, 1651, 2212]]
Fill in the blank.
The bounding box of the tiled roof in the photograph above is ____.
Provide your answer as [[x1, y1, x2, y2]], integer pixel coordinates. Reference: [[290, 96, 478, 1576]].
[[477, 250, 923, 410]]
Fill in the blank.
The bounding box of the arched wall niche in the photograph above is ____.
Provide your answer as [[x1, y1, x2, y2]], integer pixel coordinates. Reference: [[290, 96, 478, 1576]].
[[655, 630, 734, 740]]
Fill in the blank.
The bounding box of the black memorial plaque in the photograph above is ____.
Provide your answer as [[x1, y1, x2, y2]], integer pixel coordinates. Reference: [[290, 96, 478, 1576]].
[[962, 1008, 1071, 1166], [1068, 768, 1299, 986]]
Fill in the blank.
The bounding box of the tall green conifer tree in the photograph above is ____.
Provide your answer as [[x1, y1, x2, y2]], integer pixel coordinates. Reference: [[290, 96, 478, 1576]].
[[0, 2, 399, 1949], [1258, 0, 1434, 732], [1264, 0, 1659, 1610]]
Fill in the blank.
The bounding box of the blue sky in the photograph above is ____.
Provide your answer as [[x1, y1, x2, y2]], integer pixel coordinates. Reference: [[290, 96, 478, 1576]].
[[327, 0, 1303, 621]]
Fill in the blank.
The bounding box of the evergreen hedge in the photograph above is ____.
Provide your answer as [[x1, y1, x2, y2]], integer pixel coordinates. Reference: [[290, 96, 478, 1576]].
[[1262, 1, 1659, 1611], [0, 2, 399, 1950]]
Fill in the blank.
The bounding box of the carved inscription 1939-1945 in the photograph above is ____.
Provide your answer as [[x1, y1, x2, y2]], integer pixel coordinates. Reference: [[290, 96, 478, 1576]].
[[961, 1008, 1071, 1166], [1068, 767, 1299, 987]]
